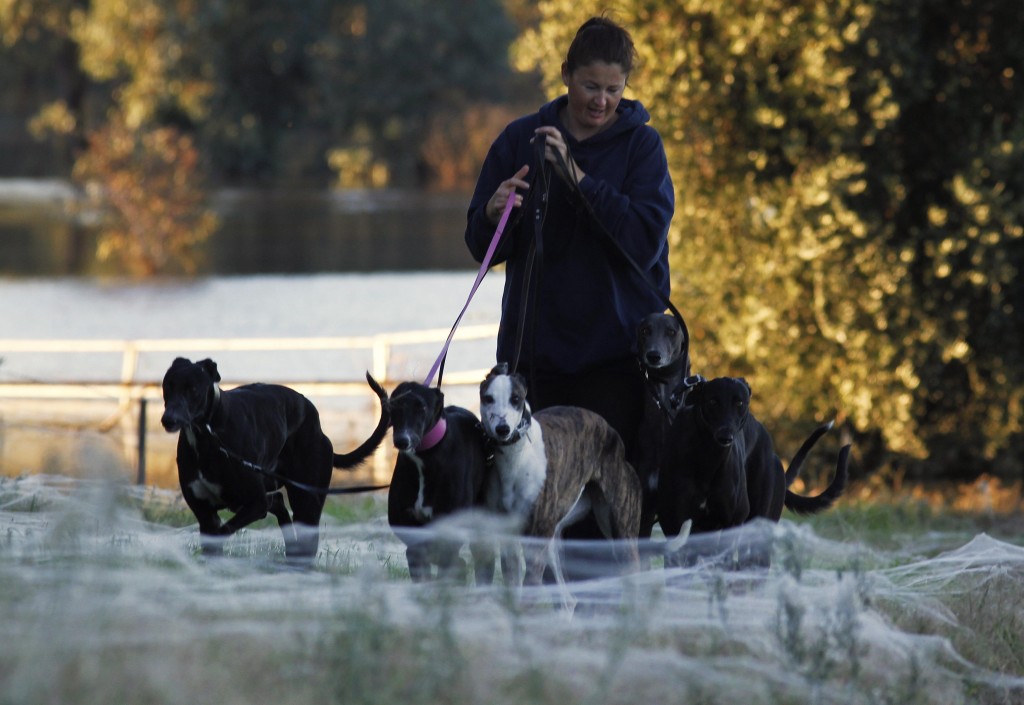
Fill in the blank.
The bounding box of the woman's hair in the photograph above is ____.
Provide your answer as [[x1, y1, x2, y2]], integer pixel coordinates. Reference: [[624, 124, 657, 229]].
[[564, 16, 638, 75]]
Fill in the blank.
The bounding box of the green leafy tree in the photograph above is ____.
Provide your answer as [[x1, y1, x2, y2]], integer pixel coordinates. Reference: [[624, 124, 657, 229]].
[[516, 1, 1023, 480], [316, 0, 520, 187]]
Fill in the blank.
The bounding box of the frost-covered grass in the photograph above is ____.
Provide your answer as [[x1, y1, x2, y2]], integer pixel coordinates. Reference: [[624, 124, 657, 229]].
[[1, 474, 1023, 705]]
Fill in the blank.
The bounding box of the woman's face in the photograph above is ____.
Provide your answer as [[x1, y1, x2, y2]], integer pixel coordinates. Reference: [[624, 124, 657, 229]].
[[560, 61, 628, 139]]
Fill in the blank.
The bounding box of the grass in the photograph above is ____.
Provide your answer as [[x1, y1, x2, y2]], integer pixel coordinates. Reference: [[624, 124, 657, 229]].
[[2, 475, 1023, 705]]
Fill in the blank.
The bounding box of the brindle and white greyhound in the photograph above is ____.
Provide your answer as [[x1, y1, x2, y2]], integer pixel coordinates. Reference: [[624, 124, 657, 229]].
[[478, 364, 644, 596]]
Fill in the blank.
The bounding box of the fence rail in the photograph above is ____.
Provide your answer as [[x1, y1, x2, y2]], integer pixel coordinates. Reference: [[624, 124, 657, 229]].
[[0, 324, 499, 484]]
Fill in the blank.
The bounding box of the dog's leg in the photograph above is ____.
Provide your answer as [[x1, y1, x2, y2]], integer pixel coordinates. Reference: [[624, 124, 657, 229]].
[[267, 490, 302, 558], [286, 487, 327, 560], [435, 543, 468, 583], [470, 542, 496, 586], [499, 541, 523, 587], [406, 542, 432, 582]]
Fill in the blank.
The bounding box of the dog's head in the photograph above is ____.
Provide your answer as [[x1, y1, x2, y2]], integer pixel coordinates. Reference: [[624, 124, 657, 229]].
[[636, 313, 686, 370], [387, 380, 444, 453], [479, 363, 531, 443], [688, 376, 752, 447], [160, 357, 221, 433], [637, 313, 693, 389]]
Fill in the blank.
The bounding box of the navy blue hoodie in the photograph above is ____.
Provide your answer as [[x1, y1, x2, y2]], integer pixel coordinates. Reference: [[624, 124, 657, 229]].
[[465, 95, 674, 376]]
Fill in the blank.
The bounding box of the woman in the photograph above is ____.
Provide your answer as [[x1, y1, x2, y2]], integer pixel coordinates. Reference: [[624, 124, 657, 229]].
[[465, 16, 674, 463]]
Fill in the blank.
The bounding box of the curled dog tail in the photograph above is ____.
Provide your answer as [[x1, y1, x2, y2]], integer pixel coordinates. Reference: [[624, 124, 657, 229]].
[[785, 420, 834, 487], [784, 444, 851, 515], [333, 372, 391, 470], [638, 520, 693, 559]]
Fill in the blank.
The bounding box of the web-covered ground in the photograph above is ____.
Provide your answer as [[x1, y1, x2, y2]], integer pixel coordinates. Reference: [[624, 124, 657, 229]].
[[2, 474, 1022, 705]]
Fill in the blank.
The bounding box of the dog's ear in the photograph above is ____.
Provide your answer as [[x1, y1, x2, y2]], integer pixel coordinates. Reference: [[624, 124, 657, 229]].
[[198, 358, 221, 383], [487, 362, 509, 379], [169, 356, 192, 371], [737, 377, 752, 396], [682, 376, 706, 406], [522, 401, 532, 426], [511, 372, 528, 392]]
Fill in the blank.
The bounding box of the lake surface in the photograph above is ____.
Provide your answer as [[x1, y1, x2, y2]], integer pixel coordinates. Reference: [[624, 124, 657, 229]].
[[0, 181, 477, 275]]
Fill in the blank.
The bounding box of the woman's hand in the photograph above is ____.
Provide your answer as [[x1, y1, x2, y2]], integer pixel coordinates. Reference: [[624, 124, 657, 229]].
[[533, 127, 586, 185], [487, 165, 530, 224]]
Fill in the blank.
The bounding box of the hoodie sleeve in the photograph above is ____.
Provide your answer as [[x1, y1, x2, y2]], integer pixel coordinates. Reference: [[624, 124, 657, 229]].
[[465, 127, 522, 266], [576, 126, 674, 272]]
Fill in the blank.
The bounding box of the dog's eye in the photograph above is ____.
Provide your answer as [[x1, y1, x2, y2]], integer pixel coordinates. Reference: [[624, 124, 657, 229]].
[[510, 395, 521, 406], [481, 394, 494, 404], [666, 329, 676, 338]]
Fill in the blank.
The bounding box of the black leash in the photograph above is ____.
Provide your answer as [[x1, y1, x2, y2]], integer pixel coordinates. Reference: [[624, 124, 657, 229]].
[[550, 141, 691, 358], [509, 134, 551, 381], [190, 424, 389, 496]]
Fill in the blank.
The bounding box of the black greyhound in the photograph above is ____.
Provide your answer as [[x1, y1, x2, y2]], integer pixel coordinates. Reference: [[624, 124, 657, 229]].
[[658, 376, 849, 567], [382, 377, 493, 584], [161, 357, 388, 561]]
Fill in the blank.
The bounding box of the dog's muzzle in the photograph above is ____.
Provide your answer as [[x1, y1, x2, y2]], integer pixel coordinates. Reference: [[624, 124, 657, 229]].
[[393, 432, 419, 453], [161, 408, 188, 433], [643, 351, 664, 367], [713, 428, 735, 447]]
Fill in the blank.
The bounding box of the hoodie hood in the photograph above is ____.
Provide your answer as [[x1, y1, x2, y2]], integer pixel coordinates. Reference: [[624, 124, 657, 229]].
[[538, 95, 650, 145]]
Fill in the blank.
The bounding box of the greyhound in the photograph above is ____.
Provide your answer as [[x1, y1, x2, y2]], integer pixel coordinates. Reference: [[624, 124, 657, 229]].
[[658, 376, 849, 568], [636, 312, 692, 420], [477, 363, 644, 596], [633, 312, 699, 542], [381, 377, 493, 584], [160, 357, 388, 561]]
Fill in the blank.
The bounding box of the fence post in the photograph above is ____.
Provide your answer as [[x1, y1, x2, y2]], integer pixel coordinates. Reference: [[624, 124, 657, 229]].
[[136, 397, 147, 485]]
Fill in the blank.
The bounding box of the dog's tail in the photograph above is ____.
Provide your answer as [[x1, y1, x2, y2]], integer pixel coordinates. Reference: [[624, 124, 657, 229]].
[[638, 520, 693, 559], [784, 420, 834, 487], [784, 444, 851, 515], [333, 372, 391, 470]]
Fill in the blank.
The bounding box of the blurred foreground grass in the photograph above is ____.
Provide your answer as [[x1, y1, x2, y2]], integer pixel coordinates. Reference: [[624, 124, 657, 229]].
[[1, 474, 1022, 705]]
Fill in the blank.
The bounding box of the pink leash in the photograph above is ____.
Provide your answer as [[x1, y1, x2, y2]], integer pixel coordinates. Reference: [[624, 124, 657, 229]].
[[422, 196, 515, 387]]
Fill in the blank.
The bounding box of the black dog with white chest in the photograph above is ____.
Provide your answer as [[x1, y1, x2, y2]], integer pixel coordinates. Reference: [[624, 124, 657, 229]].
[[658, 376, 849, 567], [382, 377, 492, 584], [161, 357, 389, 562]]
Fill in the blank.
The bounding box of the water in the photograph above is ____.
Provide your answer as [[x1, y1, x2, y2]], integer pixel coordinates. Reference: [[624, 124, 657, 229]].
[[0, 183, 476, 275]]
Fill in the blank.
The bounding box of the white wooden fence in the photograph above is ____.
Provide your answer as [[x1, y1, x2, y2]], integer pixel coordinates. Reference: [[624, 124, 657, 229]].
[[0, 324, 499, 484]]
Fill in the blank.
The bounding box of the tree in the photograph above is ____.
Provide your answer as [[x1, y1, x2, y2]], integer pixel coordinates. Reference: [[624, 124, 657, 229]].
[[316, 0, 521, 187], [516, 1, 1023, 481]]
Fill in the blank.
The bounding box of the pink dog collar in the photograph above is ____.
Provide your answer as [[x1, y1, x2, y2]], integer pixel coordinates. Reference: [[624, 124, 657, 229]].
[[417, 417, 448, 451]]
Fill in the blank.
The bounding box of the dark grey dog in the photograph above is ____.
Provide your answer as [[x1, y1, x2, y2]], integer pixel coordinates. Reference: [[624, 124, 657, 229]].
[[382, 377, 492, 583], [634, 312, 696, 541], [161, 357, 388, 561], [636, 312, 692, 419], [658, 376, 849, 567]]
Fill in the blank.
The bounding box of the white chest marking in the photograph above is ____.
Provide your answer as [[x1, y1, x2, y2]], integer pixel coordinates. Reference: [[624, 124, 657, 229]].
[[189, 475, 223, 504], [407, 452, 433, 522], [491, 422, 547, 518]]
